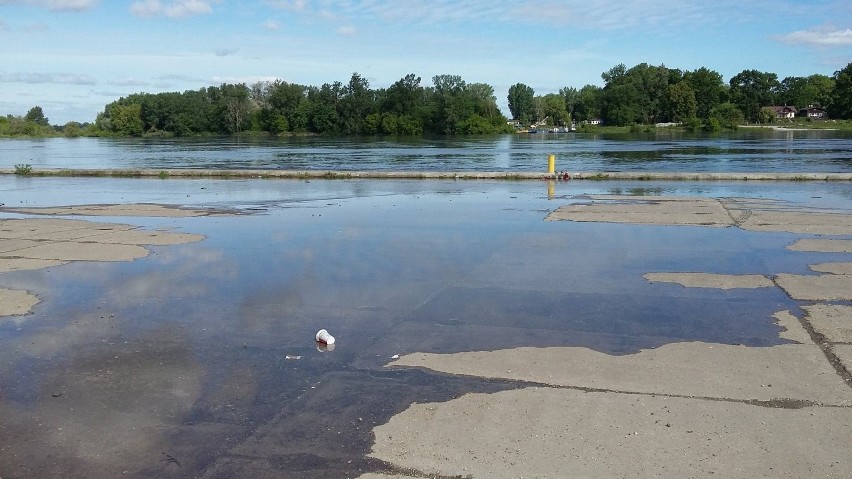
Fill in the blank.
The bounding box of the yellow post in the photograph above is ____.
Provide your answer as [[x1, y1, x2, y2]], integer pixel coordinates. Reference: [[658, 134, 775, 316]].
[[547, 180, 555, 199], [548, 154, 556, 175]]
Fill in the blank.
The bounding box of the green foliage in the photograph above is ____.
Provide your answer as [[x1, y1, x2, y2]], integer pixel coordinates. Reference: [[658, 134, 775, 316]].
[[14, 164, 33, 175], [779, 74, 834, 109], [0, 113, 56, 137], [25, 106, 49, 126], [683, 117, 702, 131], [600, 63, 671, 126], [758, 107, 776, 124], [709, 102, 744, 129], [664, 82, 697, 123], [729, 70, 780, 122], [507, 83, 535, 123], [683, 67, 727, 119], [22, 61, 841, 139], [704, 118, 722, 132], [829, 62, 852, 120]]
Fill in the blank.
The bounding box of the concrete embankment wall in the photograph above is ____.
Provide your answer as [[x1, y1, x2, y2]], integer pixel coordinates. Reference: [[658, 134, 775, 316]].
[[2, 169, 852, 181]]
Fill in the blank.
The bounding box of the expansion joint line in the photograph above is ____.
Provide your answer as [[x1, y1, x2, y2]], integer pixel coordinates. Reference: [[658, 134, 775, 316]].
[[718, 197, 751, 227], [557, 382, 847, 409]]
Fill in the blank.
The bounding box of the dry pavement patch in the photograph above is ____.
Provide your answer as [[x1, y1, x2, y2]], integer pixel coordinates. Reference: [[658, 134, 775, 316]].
[[774, 273, 852, 301], [643, 272, 774, 289], [803, 304, 852, 344], [548, 195, 852, 236], [810, 262, 852, 275], [365, 387, 852, 479], [1, 203, 229, 217], [0, 288, 40, 316], [788, 239, 852, 253], [387, 340, 850, 406]]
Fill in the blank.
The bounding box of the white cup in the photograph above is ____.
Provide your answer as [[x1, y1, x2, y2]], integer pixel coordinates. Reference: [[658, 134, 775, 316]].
[[316, 329, 335, 345]]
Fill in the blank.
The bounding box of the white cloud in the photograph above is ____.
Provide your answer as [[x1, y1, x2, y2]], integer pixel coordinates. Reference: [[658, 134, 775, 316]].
[[0, 0, 97, 11], [778, 27, 852, 46], [0, 71, 97, 85], [259, 0, 726, 30], [264, 0, 305, 12], [337, 25, 355, 35], [130, 0, 220, 19], [263, 19, 280, 30]]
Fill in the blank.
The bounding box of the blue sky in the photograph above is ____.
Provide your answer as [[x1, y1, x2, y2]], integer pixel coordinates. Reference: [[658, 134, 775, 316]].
[[1, 0, 851, 124]]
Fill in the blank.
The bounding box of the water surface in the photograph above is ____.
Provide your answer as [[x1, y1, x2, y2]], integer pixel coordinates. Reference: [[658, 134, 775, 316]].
[[3, 129, 852, 173]]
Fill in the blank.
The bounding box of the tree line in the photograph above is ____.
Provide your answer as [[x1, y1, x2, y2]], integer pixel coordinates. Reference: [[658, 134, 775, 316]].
[[508, 61, 852, 130], [3, 61, 851, 137], [92, 73, 512, 137]]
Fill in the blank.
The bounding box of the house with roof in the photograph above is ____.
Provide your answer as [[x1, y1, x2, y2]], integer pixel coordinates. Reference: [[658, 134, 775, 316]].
[[768, 106, 797, 120], [798, 106, 828, 120]]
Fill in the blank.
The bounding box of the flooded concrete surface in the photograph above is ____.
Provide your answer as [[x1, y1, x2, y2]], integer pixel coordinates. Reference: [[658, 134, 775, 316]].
[[0, 177, 850, 478]]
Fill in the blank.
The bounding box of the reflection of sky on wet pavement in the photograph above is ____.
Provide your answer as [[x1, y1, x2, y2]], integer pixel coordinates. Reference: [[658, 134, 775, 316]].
[[1, 178, 851, 477]]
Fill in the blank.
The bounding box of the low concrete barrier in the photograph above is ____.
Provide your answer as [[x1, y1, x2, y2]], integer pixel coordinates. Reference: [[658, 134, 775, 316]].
[[2, 168, 851, 181]]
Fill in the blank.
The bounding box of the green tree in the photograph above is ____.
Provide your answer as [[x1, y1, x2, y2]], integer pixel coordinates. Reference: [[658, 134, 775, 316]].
[[111, 104, 144, 136], [729, 70, 780, 122], [431, 74, 469, 134], [779, 74, 834, 109], [683, 67, 726, 119], [573, 85, 602, 122], [383, 73, 423, 116], [25, 106, 49, 126], [709, 102, 744, 129], [828, 62, 852, 119], [559, 86, 579, 118], [540, 93, 570, 126], [340, 72, 374, 134], [600, 63, 672, 125], [664, 82, 698, 123], [507, 83, 535, 123], [758, 107, 776, 124]]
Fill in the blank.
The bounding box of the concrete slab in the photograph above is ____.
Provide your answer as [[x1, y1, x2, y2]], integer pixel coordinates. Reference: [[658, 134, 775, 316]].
[[810, 262, 852, 275], [12, 241, 151, 262], [775, 273, 852, 301], [0, 257, 67, 273], [775, 310, 812, 344], [834, 345, 852, 378], [788, 239, 852, 253], [803, 304, 852, 343], [88, 229, 205, 246], [740, 211, 852, 235], [1, 203, 230, 217], [0, 239, 43, 253], [388, 340, 851, 406], [366, 387, 852, 479], [643, 272, 774, 289], [0, 288, 40, 316], [547, 196, 852, 236], [546, 196, 732, 227]]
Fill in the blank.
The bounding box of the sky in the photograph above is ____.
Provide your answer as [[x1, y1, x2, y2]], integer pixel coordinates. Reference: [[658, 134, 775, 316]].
[[1, 0, 851, 125]]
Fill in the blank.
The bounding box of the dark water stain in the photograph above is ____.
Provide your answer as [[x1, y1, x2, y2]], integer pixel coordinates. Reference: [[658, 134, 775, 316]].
[[0, 182, 845, 477]]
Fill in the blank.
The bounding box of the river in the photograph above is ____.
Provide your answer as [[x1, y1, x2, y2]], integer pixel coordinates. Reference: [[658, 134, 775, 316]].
[[2, 129, 852, 173]]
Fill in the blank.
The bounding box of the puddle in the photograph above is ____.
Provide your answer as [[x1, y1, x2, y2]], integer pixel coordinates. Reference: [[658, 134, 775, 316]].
[[1, 180, 850, 477]]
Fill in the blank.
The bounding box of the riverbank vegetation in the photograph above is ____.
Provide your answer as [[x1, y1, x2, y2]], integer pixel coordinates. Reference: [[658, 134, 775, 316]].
[[2, 62, 851, 138]]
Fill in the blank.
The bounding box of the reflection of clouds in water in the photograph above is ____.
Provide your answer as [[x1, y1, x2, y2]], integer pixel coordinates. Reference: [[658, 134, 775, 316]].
[[5, 310, 115, 359], [106, 246, 236, 309], [0, 324, 204, 478]]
